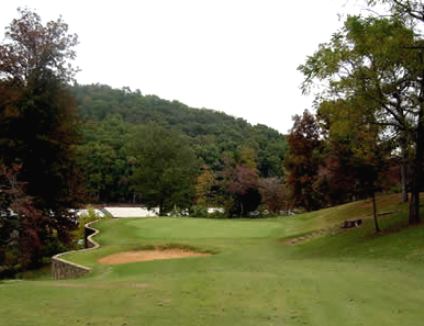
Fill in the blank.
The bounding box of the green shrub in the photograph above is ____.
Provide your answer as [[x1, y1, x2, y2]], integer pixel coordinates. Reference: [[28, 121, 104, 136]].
[[190, 205, 208, 217]]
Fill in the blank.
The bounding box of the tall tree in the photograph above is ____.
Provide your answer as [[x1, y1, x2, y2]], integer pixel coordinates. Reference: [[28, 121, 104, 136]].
[[367, 0, 424, 222], [284, 110, 323, 211], [258, 177, 286, 214], [299, 15, 423, 224], [76, 114, 135, 202], [318, 99, 387, 232], [0, 8, 82, 270], [128, 124, 199, 215], [194, 166, 215, 206], [226, 164, 261, 216]]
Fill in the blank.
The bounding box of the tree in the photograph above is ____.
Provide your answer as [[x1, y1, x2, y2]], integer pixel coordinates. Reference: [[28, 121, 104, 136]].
[[194, 166, 215, 206], [226, 164, 261, 216], [128, 124, 199, 215], [76, 114, 135, 203], [366, 0, 424, 223], [284, 110, 323, 211], [369, 1, 424, 22], [299, 15, 423, 224], [238, 145, 258, 170], [318, 99, 388, 232], [0, 164, 44, 275], [258, 177, 286, 214], [0, 9, 82, 270], [76, 142, 120, 202], [0, 8, 78, 85]]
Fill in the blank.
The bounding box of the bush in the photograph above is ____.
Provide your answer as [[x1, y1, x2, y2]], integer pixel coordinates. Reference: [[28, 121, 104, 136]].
[[190, 205, 208, 217], [71, 206, 100, 249]]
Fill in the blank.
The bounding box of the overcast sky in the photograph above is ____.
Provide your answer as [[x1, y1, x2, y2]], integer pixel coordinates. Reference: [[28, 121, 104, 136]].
[[1, 0, 370, 133]]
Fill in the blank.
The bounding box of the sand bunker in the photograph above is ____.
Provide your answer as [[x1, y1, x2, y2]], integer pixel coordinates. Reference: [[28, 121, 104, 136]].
[[98, 248, 210, 265]]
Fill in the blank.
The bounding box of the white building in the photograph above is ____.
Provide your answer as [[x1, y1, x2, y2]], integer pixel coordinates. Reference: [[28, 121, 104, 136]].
[[103, 206, 159, 218], [207, 207, 225, 214]]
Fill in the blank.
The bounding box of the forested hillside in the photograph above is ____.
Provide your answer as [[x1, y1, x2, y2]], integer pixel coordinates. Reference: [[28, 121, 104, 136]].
[[72, 84, 287, 206]]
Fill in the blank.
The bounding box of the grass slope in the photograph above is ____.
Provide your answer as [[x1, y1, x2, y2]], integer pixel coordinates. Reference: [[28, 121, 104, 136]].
[[1, 194, 424, 325]]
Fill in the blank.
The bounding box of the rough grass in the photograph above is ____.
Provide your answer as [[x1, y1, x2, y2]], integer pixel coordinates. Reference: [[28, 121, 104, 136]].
[[1, 194, 424, 325]]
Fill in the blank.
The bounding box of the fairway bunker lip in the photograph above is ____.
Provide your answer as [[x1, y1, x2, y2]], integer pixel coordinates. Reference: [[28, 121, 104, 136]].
[[97, 248, 211, 265]]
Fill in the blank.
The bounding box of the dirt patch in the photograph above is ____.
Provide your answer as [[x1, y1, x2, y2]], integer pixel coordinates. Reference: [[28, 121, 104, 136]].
[[47, 282, 150, 289], [98, 249, 210, 265], [284, 227, 339, 246]]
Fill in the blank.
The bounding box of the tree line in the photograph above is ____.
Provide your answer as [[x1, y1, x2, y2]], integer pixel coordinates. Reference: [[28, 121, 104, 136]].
[[72, 84, 288, 212]]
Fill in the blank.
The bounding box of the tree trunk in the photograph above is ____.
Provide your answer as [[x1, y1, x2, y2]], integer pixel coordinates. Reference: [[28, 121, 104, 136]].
[[400, 137, 409, 203], [372, 192, 380, 233], [159, 199, 164, 216], [409, 49, 424, 225], [409, 105, 424, 225], [400, 162, 408, 202]]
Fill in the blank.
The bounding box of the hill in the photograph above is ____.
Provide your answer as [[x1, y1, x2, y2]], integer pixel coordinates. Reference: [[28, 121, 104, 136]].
[[72, 84, 287, 204], [72, 84, 287, 175]]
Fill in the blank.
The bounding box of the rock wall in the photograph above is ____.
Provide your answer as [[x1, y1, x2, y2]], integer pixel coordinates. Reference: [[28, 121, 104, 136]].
[[84, 222, 99, 249], [51, 221, 100, 280], [51, 256, 90, 279]]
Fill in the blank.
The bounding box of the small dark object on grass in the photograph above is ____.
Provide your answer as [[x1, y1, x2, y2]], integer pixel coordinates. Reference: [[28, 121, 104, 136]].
[[378, 211, 393, 217], [342, 219, 362, 229]]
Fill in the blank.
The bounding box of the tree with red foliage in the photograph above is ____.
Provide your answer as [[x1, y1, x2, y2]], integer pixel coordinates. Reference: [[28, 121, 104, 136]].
[[0, 164, 45, 275], [284, 110, 323, 211], [258, 177, 286, 214], [0, 9, 83, 272], [226, 164, 261, 216]]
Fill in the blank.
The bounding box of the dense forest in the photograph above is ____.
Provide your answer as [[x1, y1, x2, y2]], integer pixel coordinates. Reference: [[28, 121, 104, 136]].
[[72, 84, 288, 209]]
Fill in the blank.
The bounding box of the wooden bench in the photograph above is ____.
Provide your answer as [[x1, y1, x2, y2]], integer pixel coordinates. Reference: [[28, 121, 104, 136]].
[[341, 219, 362, 229]]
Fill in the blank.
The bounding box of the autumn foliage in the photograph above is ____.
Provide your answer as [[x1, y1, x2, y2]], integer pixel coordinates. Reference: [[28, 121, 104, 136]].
[[0, 9, 83, 275]]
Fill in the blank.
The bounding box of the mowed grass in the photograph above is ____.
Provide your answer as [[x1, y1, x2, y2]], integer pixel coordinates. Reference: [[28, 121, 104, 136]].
[[1, 194, 424, 325]]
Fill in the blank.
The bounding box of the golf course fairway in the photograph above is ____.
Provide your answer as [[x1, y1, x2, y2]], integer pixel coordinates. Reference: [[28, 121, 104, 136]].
[[1, 194, 424, 325]]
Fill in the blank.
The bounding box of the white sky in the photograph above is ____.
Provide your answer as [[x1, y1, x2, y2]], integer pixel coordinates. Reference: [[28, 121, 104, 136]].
[[1, 0, 370, 133]]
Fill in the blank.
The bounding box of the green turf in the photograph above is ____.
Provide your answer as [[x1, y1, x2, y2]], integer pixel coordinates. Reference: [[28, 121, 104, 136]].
[[1, 194, 424, 325]]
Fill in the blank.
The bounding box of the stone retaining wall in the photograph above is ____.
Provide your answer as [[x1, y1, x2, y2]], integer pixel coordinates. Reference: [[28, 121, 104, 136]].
[[51, 221, 100, 280], [84, 222, 99, 249], [51, 257, 90, 279]]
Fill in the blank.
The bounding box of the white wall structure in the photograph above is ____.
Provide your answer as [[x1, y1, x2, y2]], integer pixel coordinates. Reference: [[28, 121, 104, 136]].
[[76, 209, 105, 218], [207, 207, 225, 214], [103, 207, 159, 218]]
